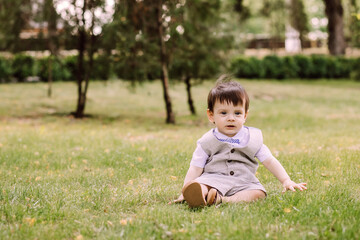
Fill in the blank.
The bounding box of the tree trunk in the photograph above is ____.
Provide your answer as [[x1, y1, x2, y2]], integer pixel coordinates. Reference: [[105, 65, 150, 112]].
[[46, 0, 58, 98], [184, 76, 196, 115], [74, 35, 86, 119], [74, 5, 87, 118], [47, 57, 53, 97], [156, 0, 175, 124], [323, 0, 346, 55], [74, 28, 86, 118], [81, 6, 96, 115]]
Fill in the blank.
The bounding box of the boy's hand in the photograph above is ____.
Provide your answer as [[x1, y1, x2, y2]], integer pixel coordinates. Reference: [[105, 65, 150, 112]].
[[168, 194, 185, 204], [282, 179, 307, 194]]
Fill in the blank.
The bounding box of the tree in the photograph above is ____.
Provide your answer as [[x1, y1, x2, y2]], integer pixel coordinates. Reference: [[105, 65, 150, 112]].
[[55, 0, 114, 118], [114, 0, 175, 123], [288, 0, 309, 48], [155, 0, 175, 124], [349, 0, 360, 48], [169, 0, 232, 115], [0, 0, 32, 52], [113, 1, 160, 81], [43, 0, 60, 97], [233, 0, 251, 21], [323, 0, 346, 55], [261, 0, 286, 50], [114, 0, 233, 119]]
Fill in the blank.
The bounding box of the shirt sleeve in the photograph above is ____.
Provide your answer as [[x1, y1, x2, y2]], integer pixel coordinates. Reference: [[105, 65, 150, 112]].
[[190, 142, 208, 168], [255, 144, 274, 162]]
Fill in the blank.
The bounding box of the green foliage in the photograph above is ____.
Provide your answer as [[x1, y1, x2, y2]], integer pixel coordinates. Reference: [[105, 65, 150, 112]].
[[310, 55, 328, 78], [2, 53, 358, 83], [231, 55, 357, 80], [0, 57, 12, 82], [230, 56, 263, 78], [11, 54, 34, 81], [62, 55, 78, 81], [61, 54, 114, 81], [35, 56, 72, 82], [348, 1, 360, 48], [289, 0, 309, 42], [0, 0, 32, 52], [292, 55, 313, 78], [90, 54, 112, 80], [260, 0, 286, 38], [336, 57, 352, 78], [310, 55, 352, 79], [350, 57, 360, 80], [111, 0, 231, 82], [111, 0, 161, 82], [282, 56, 300, 78], [262, 55, 285, 79], [233, 0, 252, 21], [113, 54, 160, 81], [169, 44, 225, 80], [325, 57, 341, 78]]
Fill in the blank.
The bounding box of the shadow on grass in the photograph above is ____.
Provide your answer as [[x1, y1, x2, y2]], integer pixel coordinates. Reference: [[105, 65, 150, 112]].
[[1, 110, 208, 129]]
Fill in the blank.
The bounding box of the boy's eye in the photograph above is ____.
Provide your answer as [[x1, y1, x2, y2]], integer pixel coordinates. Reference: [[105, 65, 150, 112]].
[[235, 112, 242, 115], [220, 111, 227, 115]]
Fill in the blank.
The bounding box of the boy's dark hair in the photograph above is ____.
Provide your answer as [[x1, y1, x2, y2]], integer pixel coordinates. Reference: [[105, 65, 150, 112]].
[[207, 75, 249, 112]]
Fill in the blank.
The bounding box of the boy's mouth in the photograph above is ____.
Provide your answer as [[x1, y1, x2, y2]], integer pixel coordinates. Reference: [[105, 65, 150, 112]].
[[226, 125, 236, 128]]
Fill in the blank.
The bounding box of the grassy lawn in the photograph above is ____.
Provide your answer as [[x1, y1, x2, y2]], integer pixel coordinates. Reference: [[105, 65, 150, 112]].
[[0, 79, 360, 239]]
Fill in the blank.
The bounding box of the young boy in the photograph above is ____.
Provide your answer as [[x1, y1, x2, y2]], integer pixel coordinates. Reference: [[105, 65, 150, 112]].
[[173, 78, 307, 207]]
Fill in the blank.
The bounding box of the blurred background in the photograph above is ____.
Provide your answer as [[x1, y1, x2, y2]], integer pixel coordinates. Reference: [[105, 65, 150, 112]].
[[0, 0, 359, 122]]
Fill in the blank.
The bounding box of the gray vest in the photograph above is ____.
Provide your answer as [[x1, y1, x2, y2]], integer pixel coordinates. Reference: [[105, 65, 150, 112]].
[[198, 127, 263, 183]]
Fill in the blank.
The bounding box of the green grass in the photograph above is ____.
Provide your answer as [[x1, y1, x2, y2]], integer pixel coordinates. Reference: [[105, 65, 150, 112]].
[[0, 79, 360, 239]]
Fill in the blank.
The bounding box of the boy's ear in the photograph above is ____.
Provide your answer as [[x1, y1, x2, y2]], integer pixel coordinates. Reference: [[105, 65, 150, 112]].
[[244, 110, 249, 120], [207, 109, 214, 123]]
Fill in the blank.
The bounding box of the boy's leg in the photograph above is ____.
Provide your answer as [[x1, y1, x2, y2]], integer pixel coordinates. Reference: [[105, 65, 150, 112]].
[[222, 190, 265, 203]]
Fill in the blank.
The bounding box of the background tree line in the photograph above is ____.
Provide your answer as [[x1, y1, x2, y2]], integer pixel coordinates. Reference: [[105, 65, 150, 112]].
[[0, 0, 359, 123]]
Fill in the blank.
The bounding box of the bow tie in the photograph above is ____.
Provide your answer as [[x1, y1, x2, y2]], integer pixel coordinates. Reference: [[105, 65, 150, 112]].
[[219, 138, 240, 145]]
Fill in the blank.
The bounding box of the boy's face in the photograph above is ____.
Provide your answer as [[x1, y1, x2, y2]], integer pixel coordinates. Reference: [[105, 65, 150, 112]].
[[207, 100, 248, 137]]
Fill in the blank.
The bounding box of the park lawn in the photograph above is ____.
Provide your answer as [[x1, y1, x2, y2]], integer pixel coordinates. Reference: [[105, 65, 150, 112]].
[[0, 79, 360, 239]]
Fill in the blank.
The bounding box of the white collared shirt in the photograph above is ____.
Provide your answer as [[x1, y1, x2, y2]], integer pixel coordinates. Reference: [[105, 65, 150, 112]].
[[190, 126, 273, 168]]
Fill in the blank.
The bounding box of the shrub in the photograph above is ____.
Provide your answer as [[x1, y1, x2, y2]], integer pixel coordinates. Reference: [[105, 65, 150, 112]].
[[11, 54, 35, 81], [292, 55, 313, 78], [282, 56, 300, 79], [230, 55, 356, 80], [247, 57, 264, 78], [91, 54, 112, 80], [336, 57, 352, 79], [350, 57, 360, 81], [63, 55, 78, 81], [36, 56, 72, 82], [113, 54, 161, 81], [231, 57, 247, 78], [231, 57, 263, 79], [325, 57, 341, 78], [0, 57, 12, 82], [262, 55, 285, 79], [113, 59, 146, 81], [310, 55, 328, 78]]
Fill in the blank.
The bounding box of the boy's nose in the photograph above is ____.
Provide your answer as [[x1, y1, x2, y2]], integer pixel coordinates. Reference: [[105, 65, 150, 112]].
[[228, 114, 235, 121]]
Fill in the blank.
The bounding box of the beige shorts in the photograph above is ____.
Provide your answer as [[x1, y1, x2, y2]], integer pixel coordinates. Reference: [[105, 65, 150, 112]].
[[195, 173, 267, 197], [225, 183, 267, 197]]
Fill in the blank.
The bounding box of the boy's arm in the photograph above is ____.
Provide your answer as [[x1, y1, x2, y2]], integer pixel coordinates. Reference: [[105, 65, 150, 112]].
[[170, 165, 204, 204], [262, 156, 307, 193]]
